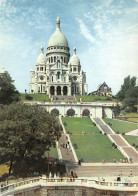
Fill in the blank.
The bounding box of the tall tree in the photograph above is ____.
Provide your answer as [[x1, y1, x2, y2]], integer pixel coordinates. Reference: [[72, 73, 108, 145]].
[[116, 76, 138, 112], [0, 104, 61, 177], [0, 71, 20, 104]]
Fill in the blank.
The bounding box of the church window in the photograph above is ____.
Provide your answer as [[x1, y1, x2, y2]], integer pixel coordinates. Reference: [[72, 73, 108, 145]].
[[51, 57, 53, 63], [61, 56, 63, 62], [61, 47, 63, 49], [49, 58, 50, 63], [40, 67, 43, 71], [52, 76, 53, 81], [54, 56, 56, 62], [54, 47, 56, 49], [64, 77, 66, 82], [64, 57, 66, 63], [57, 72, 60, 79], [74, 68, 76, 72], [71, 68, 72, 72]]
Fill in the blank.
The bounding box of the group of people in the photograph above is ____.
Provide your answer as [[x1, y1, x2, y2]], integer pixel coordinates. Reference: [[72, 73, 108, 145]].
[[60, 141, 70, 149]]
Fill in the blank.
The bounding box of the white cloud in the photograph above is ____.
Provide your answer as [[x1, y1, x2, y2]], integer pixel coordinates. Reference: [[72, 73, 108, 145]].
[[76, 19, 96, 44]]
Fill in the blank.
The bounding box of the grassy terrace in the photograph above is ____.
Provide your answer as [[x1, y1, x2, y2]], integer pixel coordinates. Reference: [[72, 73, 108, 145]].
[[44, 147, 58, 159], [76, 95, 116, 102], [62, 117, 124, 162], [103, 118, 138, 134], [118, 113, 138, 123], [123, 136, 138, 151], [20, 93, 50, 102]]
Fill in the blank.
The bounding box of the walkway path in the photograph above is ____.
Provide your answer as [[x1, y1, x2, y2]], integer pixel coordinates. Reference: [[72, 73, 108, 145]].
[[93, 118, 138, 163], [58, 133, 75, 163]]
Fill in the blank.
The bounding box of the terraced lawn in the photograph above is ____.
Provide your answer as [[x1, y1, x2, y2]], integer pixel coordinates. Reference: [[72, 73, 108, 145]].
[[44, 147, 58, 159], [62, 117, 125, 162], [70, 135, 124, 162], [0, 165, 9, 178], [20, 93, 50, 102], [123, 136, 138, 151], [76, 95, 113, 102], [62, 117, 100, 134], [103, 118, 138, 134]]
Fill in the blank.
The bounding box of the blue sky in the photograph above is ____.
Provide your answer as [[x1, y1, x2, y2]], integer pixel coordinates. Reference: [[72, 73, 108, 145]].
[[0, 0, 138, 94]]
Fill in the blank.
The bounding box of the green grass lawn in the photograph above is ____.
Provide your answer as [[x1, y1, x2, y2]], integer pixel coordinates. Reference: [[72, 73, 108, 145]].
[[70, 135, 124, 162], [122, 113, 138, 123], [20, 93, 50, 102], [44, 147, 58, 159], [103, 118, 138, 134], [76, 95, 115, 102], [62, 117, 100, 134], [62, 117, 124, 162], [123, 136, 138, 151], [0, 165, 9, 178]]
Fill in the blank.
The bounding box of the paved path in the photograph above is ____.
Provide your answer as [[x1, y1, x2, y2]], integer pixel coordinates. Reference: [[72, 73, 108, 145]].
[[68, 164, 138, 177], [93, 118, 138, 163], [58, 133, 75, 163], [126, 129, 138, 136]]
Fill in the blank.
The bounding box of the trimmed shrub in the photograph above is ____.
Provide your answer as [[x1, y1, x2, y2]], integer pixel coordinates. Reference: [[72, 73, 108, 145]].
[[25, 94, 33, 100], [112, 142, 115, 146], [116, 131, 120, 134], [93, 122, 96, 126], [132, 143, 135, 147], [114, 145, 117, 148], [122, 132, 125, 135], [99, 131, 102, 134], [104, 133, 107, 135], [73, 143, 78, 149]]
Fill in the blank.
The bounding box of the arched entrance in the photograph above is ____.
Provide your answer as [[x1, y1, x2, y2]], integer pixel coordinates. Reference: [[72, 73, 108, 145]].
[[57, 86, 61, 95], [63, 86, 67, 95], [67, 109, 75, 117], [51, 108, 59, 116], [50, 86, 55, 95], [82, 109, 90, 117]]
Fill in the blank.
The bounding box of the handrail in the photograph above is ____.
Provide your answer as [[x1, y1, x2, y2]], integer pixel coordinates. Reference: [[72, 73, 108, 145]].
[[1, 177, 138, 194]]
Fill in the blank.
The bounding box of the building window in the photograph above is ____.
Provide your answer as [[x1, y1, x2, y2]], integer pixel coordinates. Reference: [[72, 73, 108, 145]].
[[37, 67, 39, 71], [54, 56, 56, 62], [51, 57, 53, 63], [74, 68, 76, 72], [40, 67, 43, 71], [64, 57, 66, 63], [52, 76, 53, 81], [57, 72, 60, 79], [49, 58, 50, 63], [61, 56, 63, 62]]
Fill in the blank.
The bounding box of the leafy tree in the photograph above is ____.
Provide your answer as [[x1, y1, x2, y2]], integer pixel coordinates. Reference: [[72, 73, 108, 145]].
[[0, 71, 20, 104], [116, 76, 138, 112], [0, 103, 61, 177]]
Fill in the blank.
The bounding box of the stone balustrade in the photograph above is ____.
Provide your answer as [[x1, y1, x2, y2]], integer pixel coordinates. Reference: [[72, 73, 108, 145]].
[[0, 177, 138, 195]]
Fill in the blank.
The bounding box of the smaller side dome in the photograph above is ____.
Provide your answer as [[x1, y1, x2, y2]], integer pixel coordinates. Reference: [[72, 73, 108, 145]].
[[69, 47, 80, 66], [36, 46, 46, 65]]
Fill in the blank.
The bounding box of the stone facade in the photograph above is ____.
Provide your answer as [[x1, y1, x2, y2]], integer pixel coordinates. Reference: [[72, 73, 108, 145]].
[[30, 17, 88, 96]]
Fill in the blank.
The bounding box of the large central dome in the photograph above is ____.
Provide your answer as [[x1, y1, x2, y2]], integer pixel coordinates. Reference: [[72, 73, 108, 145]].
[[48, 17, 69, 48]]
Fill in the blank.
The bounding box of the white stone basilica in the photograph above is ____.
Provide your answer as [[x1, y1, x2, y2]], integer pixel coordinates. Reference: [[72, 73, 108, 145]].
[[30, 17, 88, 96]]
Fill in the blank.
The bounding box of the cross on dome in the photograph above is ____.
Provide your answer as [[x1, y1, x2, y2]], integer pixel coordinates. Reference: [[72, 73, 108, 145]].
[[73, 46, 76, 54], [56, 17, 60, 31], [41, 45, 44, 53]]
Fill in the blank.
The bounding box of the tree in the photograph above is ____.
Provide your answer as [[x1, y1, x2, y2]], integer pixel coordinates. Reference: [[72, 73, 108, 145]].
[[116, 76, 138, 112], [0, 71, 20, 104], [0, 103, 61, 177]]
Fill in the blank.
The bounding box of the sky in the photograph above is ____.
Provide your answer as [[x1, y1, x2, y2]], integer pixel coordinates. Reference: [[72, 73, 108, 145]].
[[0, 0, 138, 94]]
